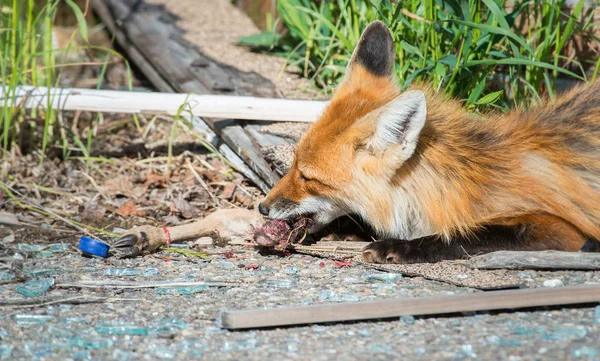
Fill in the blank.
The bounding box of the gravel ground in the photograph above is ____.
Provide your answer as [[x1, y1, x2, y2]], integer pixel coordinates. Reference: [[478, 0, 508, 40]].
[[1, 241, 599, 361]]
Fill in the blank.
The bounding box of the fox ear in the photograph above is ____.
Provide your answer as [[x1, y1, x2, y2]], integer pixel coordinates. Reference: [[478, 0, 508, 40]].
[[348, 21, 395, 77], [369, 90, 427, 159]]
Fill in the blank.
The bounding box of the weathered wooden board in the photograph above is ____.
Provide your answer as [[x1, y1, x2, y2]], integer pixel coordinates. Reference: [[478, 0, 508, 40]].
[[92, 0, 297, 190], [220, 284, 600, 329], [467, 250, 600, 270], [10, 86, 326, 122]]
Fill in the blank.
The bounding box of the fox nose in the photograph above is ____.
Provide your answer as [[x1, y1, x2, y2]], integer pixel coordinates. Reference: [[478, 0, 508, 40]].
[[258, 202, 270, 216]]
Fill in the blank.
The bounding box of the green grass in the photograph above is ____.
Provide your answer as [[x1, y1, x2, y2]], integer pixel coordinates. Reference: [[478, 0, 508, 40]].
[[0, 0, 133, 160], [242, 0, 600, 111]]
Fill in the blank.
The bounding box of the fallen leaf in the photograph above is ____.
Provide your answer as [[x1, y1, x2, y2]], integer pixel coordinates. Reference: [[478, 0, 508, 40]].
[[219, 183, 236, 200], [116, 200, 138, 216], [201, 170, 226, 183], [182, 172, 196, 186], [233, 193, 254, 208], [144, 173, 168, 188], [244, 263, 260, 270], [102, 175, 134, 196], [170, 194, 199, 219]]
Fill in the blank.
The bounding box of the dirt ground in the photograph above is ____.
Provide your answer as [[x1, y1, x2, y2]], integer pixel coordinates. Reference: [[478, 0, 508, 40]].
[[0, 1, 598, 360], [1, 116, 599, 361]]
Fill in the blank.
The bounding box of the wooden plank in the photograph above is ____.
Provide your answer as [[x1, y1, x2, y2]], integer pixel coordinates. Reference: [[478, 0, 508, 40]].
[[10, 86, 327, 122], [467, 250, 600, 270], [220, 125, 282, 186], [219, 284, 600, 329], [244, 124, 296, 147], [92, 0, 174, 93], [191, 118, 270, 193]]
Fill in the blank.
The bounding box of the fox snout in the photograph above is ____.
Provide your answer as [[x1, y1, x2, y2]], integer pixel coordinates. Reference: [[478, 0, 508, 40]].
[[258, 202, 269, 216], [257, 196, 299, 219]]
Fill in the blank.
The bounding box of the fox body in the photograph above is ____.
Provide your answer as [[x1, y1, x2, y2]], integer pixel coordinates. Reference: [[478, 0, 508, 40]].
[[259, 21, 600, 263]]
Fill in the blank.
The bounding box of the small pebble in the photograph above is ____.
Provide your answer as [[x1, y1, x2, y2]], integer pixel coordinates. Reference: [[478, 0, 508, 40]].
[[0, 272, 14, 281], [363, 272, 403, 284], [572, 346, 598, 358], [219, 261, 236, 270], [543, 279, 564, 288], [460, 344, 477, 358], [0, 345, 12, 358], [72, 350, 91, 360], [400, 315, 416, 325]]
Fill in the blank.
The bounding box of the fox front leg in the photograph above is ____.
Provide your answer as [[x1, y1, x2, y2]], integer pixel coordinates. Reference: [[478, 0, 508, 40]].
[[112, 225, 167, 258]]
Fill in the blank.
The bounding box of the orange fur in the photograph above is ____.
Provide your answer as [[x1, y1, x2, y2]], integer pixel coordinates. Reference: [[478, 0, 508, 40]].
[[261, 21, 600, 255]]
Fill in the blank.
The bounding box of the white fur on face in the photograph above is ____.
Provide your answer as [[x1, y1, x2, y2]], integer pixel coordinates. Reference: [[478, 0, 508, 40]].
[[268, 196, 346, 232], [343, 174, 436, 241]]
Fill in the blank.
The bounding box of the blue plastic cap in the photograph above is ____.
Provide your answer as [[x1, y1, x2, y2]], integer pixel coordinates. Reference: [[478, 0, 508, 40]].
[[78, 236, 110, 258]]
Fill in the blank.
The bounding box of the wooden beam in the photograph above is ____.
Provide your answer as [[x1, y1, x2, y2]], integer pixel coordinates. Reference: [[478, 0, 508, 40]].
[[6, 86, 327, 123], [92, 0, 175, 93], [467, 250, 600, 270], [219, 284, 600, 329]]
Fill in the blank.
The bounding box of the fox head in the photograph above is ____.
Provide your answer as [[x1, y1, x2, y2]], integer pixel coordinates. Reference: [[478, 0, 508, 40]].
[[259, 21, 431, 238]]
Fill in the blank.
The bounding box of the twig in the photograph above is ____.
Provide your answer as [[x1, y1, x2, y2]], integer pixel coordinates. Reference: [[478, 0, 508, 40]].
[[0, 295, 139, 309], [293, 245, 361, 254], [75, 170, 115, 205], [186, 161, 223, 207], [402, 9, 431, 24], [57, 280, 239, 289]]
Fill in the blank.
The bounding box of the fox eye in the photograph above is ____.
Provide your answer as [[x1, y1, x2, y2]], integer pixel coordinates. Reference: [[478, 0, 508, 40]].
[[299, 172, 311, 182]]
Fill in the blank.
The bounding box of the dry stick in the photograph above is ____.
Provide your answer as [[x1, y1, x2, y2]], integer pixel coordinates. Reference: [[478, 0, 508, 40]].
[[467, 250, 600, 270], [402, 8, 431, 24], [186, 161, 223, 207], [57, 280, 238, 289], [219, 284, 600, 329], [0, 295, 139, 309], [75, 170, 115, 205]]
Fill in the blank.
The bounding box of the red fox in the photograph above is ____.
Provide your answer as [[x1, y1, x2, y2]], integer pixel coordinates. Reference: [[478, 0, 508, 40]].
[[258, 21, 600, 263]]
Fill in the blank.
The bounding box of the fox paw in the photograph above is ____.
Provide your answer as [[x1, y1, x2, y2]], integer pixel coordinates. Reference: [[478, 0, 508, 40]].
[[362, 240, 424, 264], [112, 225, 166, 258], [580, 238, 600, 252]]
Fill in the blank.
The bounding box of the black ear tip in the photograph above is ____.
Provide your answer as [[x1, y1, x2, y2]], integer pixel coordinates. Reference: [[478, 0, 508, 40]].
[[355, 21, 395, 77], [364, 20, 391, 35]]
